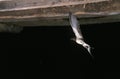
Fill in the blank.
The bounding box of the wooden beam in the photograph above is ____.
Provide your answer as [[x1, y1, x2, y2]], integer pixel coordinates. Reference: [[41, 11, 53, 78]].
[[0, 0, 120, 26]]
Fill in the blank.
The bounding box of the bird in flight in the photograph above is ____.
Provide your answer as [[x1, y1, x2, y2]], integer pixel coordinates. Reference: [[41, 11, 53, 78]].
[[69, 12, 93, 57]]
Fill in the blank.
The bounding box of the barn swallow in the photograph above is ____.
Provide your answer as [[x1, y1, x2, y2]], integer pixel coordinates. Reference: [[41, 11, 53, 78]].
[[69, 12, 93, 57]]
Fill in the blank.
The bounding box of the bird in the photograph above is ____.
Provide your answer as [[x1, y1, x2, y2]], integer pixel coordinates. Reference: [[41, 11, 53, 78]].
[[69, 12, 93, 57]]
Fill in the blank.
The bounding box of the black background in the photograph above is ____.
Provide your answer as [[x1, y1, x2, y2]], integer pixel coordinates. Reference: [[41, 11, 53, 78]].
[[5, 22, 120, 77]]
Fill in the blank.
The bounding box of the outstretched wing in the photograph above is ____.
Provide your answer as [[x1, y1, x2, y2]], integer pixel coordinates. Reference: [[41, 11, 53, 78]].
[[69, 12, 83, 39]]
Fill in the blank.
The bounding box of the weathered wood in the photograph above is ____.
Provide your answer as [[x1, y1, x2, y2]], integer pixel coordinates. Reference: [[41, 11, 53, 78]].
[[0, 0, 120, 26]]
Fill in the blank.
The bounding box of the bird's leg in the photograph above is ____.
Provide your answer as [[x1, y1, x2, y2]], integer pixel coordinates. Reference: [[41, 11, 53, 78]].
[[69, 12, 93, 57]]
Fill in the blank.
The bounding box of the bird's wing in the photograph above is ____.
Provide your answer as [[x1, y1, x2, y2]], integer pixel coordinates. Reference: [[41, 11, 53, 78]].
[[69, 12, 83, 39]]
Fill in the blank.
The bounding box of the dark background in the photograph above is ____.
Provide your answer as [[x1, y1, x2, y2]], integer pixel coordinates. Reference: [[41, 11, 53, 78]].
[[5, 22, 120, 77]]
